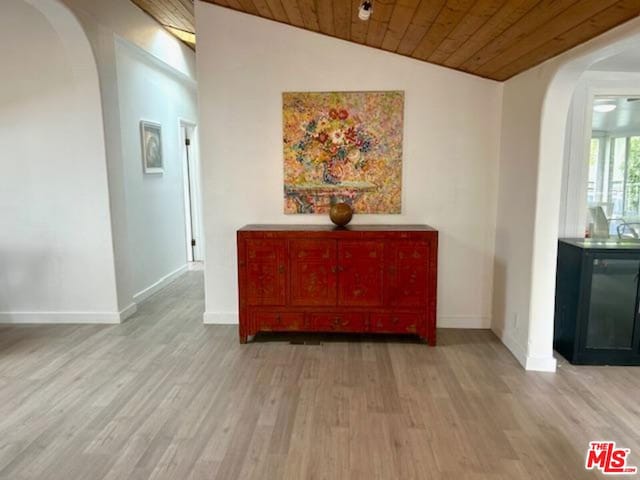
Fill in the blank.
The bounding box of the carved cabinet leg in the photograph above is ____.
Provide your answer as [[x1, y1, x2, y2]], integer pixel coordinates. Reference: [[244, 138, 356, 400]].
[[426, 326, 436, 346], [239, 335, 248, 344]]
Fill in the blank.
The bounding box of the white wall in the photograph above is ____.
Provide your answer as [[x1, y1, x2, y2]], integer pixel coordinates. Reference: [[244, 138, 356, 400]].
[[114, 38, 198, 303], [0, 0, 198, 324], [0, 0, 120, 322], [196, 4, 503, 327], [62, 0, 195, 79], [492, 71, 546, 366], [493, 17, 640, 371], [560, 71, 640, 238], [62, 0, 198, 310]]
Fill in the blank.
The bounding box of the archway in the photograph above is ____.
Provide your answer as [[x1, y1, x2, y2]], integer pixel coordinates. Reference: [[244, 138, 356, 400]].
[[0, 0, 119, 321], [527, 18, 640, 370]]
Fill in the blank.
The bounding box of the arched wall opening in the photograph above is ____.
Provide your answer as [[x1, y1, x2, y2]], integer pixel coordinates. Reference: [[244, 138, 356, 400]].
[[496, 17, 640, 371], [0, 0, 119, 322]]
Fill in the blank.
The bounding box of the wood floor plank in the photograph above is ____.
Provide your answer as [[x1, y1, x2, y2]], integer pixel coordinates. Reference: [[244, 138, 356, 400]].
[[0, 271, 639, 479]]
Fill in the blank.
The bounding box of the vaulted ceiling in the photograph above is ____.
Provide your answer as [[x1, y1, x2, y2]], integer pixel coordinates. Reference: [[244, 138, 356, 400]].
[[130, 0, 196, 48], [131, 0, 640, 81]]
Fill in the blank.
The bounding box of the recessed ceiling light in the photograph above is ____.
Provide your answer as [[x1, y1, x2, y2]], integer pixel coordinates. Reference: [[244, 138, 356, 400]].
[[594, 104, 617, 113], [358, 1, 373, 21]]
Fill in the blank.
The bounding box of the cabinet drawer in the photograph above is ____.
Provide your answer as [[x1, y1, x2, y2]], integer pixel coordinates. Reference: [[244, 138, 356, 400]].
[[370, 313, 420, 334], [255, 312, 305, 331], [311, 313, 366, 333]]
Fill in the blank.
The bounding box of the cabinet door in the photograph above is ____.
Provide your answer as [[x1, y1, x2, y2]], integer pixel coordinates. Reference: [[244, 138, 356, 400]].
[[290, 239, 337, 306], [583, 256, 640, 351], [388, 241, 429, 307], [245, 239, 286, 305], [338, 240, 384, 306]]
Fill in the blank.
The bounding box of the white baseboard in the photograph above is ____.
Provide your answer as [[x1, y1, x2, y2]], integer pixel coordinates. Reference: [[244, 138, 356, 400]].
[[0, 267, 186, 326], [493, 326, 528, 369], [203, 312, 238, 324], [493, 328, 557, 372], [438, 315, 491, 329], [0, 311, 121, 324], [118, 303, 137, 322], [133, 264, 188, 304], [525, 354, 557, 372]]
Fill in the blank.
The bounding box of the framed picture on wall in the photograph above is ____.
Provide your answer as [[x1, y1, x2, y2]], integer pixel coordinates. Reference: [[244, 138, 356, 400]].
[[283, 91, 404, 214], [140, 120, 163, 174]]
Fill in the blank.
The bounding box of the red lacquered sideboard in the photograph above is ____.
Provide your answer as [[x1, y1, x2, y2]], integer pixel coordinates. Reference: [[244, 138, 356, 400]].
[[236, 225, 438, 344]]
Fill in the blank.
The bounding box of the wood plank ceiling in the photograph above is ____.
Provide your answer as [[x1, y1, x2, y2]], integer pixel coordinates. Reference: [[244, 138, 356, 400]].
[[133, 0, 640, 81], [130, 0, 196, 48]]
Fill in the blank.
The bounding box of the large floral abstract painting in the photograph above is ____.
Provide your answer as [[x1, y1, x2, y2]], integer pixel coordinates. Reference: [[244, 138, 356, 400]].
[[283, 91, 404, 214]]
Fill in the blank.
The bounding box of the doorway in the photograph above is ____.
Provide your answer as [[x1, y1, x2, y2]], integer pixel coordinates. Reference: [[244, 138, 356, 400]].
[[180, 120, 203, 263], [587, 95, 640, 235]]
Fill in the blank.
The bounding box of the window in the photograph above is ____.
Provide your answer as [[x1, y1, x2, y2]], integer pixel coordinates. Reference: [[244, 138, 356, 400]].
[[610, 137, 626, 218], [586, 96, 640, 236], [587, 137, 603, 205], [588, 135, 640, 223], [625, 136, 640, 216]]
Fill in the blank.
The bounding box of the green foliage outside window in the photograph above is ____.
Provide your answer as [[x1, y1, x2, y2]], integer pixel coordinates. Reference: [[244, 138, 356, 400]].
[[625, 137, 640, 215]]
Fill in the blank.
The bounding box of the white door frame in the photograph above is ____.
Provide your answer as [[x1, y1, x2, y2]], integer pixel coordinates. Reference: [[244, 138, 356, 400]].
[[179, 119, 203, 262]]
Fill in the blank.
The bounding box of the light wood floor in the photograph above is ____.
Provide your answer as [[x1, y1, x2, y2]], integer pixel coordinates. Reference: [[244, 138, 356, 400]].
[[0, 271, 638, 480]]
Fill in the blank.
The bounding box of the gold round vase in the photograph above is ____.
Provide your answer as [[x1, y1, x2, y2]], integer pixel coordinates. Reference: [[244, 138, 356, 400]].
[[329, 202, 353, 227]]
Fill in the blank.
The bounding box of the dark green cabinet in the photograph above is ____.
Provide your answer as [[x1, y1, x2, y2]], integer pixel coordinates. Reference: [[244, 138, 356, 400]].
[[554, 239, 640, 365]]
